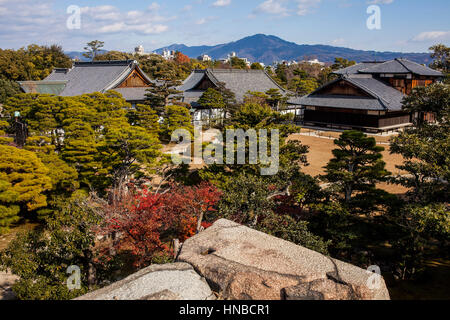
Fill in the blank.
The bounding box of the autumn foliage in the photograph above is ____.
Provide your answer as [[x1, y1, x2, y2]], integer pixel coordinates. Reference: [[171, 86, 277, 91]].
[[99, 182, 221, 268], [175, 51, 190, 65]]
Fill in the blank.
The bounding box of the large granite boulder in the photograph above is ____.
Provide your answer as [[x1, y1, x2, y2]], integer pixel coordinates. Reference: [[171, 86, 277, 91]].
[[75, 263, 215, 300], [178, 219, 390, 300]]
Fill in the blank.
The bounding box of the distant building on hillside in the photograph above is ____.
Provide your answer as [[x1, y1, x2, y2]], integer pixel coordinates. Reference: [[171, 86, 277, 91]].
[[220, 52, 252, 67], [19, 60, 154, 106], [301, 58, 325, 67], [162, 49, 176, 60], [134, 45, 153, 56], [198, 54, 212, 62], [274, 60, 298, 67], [289, 58, 443, 132]]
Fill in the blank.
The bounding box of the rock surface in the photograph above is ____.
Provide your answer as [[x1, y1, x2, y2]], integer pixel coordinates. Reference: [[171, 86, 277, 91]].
[[75, 263, 215, 300], [0, 271, 18, 300], [178, 219, 390, 300]]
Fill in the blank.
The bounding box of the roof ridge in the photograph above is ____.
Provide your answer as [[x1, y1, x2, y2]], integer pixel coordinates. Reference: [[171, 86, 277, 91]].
[[395, 58, 413, 74], [345, 77, 392, 110], [101, 62, 135, 92], [74, 60, 136, 66], [263, 70, 288, 93], [358, 59, 393, 73], [209, 68, 264, 73], [205, 69, 221, 86]]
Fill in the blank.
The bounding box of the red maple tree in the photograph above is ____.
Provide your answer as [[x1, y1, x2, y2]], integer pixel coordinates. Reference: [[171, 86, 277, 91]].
[[175, 51, 190, 64], [99, 182, 221, 268]]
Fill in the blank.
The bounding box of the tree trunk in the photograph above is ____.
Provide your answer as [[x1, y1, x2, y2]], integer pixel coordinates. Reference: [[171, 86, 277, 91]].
[[196, 211, 204, 234], [345, 186, 353, 203]]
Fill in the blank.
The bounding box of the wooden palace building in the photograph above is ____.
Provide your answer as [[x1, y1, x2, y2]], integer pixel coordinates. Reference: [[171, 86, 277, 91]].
[[294, 58, 443, 132], [19, 60, 153, 106]]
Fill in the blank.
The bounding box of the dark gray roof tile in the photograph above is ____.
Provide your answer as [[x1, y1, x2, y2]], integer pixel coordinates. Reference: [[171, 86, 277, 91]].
[[300, 76, 405, 111], [112, 87, 149, 102], [179, 69, 288, 103], [45, 60, 153, 96], [358, 58, 443, 76], [345, 77, 405, 111], [333, 62, 385, 75], [298, 95, 386, 111]]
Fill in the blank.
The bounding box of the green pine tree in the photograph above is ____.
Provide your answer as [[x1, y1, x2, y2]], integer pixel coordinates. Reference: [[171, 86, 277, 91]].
[[0, 145, 52, 233], [161, 105, 193, 142], [322, 130, 390, 203]]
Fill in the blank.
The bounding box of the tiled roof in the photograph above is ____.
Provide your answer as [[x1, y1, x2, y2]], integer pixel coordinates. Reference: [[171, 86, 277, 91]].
[[298, 76, 405, 111], [44, 60, 153, 96], [334, 58, 443, 77], [345, 77, 405, 111], [112, 87, 149, 102], [298, 95, 386, 111], [179, 69, 288, 103], [333, 62, 385, 75]]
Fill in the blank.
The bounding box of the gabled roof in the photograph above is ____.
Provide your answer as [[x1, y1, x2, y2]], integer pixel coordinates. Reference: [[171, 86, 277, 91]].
[[345, 77, 405, 111], [179, 69, 288, 103], [42, 60, 153, 97], [334, 58, 443, 77], [298, 76, 405, 111], [333, 61, 385, 75]]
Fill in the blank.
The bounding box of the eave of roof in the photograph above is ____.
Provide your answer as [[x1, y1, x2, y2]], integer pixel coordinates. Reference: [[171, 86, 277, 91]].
[[19, 80, 68, 95], [112, 87, 149, 102], [301, 75, 405, 111], [298, 95, 386, 111]]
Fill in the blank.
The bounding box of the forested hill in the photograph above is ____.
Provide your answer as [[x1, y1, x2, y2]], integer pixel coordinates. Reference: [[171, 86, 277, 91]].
[[154, 34, 432, 65]]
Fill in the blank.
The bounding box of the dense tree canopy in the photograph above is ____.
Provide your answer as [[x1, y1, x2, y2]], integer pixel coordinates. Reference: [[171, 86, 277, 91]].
[[0, 145, 52, 233], [0, 78, 21, 104], [322, 131, 390, 203], [0, 45, 72, 81]]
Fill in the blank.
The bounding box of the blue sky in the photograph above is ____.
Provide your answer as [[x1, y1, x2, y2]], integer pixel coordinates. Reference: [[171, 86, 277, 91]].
[[0, 0, 449, 54]]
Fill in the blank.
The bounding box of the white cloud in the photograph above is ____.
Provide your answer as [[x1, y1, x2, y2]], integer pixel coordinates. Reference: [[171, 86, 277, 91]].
[[331, 38, 346, 46], [79, 4, 172, 35], [253, 0, 288, 16], [195, 16, 216, 25], [212, 0, 231, 7], [98, 22, 168, 35], [368, 0, 394, 4], [412, 31, 450, 42], [296, 0, 321, 16], [148, 2, 161, 11], [0, 0, 174, 50]]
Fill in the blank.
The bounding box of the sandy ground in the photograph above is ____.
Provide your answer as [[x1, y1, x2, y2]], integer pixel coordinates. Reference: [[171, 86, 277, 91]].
[[288, 132, 409, 195]]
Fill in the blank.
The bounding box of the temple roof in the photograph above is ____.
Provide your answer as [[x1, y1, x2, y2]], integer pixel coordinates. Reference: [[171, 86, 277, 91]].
[[20, 60, 154, 99], [334, 58, 443, 77], [297, 76, 406, 111], [179, 69, 288, 103]]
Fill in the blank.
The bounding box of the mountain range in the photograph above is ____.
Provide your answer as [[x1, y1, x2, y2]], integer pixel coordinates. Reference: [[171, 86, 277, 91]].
[[154, 34, 432, 65]]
